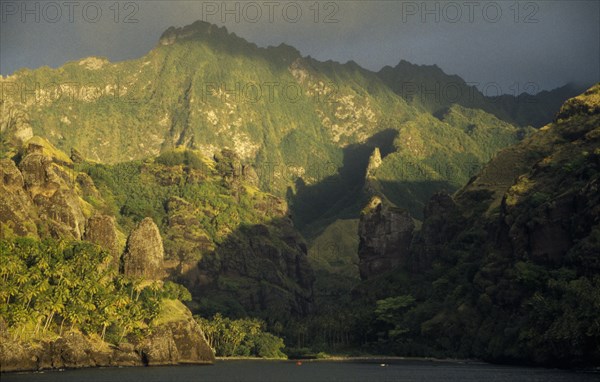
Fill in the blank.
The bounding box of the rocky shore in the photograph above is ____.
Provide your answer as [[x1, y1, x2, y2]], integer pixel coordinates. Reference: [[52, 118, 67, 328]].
[[0, 316, 215, 373]]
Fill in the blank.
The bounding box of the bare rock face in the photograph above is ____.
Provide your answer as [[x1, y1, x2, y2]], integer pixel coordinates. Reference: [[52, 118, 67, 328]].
[[0, 103, 33, 151], [358, 196, 415, 279], [18, 142, 86, 240], [0, 158, 38, 238], [76, 173, 101, 199], [364, 148, 383, 194], [33, 189, 86, 239], [139, 318, 215, 366], [0, 315, 215, 372], [194, 217, 315, 321], [84, 215, 120, 266], [122, 217, 165, 280], [411, 192, 462, 271], [365, 147, 382, 178]]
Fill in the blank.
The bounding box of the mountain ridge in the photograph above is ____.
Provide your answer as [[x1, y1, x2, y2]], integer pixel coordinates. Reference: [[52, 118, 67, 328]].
[[1, 19, 597, 369], [354, 83, 600, 366]]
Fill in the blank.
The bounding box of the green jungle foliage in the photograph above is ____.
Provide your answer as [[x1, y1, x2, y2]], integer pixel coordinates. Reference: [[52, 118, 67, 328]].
[[0, 238, 190, 344], [0, 20, 595, 367], [196, 313, 286, 358]]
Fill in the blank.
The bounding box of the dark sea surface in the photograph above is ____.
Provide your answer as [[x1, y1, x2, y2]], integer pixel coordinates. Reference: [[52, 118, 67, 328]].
[[3, 359, 599, 382]]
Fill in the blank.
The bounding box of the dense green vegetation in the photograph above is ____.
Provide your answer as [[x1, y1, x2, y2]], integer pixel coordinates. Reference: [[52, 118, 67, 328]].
[[346, 256, 600, 366], [0, 20, 535, 232], [0, 238, 189, 344], [195, 314, 286, 358], [76, 149, 274, 259], [307, 85, 600, 367], [378, 60, 584, 128], [1, 20, 595, 368]]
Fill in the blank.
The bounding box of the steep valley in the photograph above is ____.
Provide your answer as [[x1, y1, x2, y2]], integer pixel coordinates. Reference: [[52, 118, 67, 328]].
[[1, 20, 597, 370]]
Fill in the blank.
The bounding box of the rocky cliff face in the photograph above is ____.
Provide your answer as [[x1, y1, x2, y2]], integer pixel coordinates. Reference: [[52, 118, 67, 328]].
[[122, 218, 165, 280], [361, 84, 600, 275], [194, 217, 315, 321], [358, 196, 414, 279], [0, 158, 38, 238], [0, 102, 34, 157], [84, 214, 120, 266], [0, 138, 92, 240], [19, 141, 86, 240], [0, 311, 214, 372], [139, 302, 215, 366], [410, 192, 462, 271], [353, 84, 600, 366]]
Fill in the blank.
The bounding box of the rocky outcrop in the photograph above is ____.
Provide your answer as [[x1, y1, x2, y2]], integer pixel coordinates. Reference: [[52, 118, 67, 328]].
[[0, 314, 215, 372], [34, 189, 86, 239], [84, 215, 120, 266], [410, 192, 462, 271], [194, 217, 315, 321], [358, 196, 415, 279], [139, 317, 215, 366], [122, 218, 165, 280], [18, 140, 86, 240], [365, 147, 382, 178], [159, 20, 230, 46], [0, 103, 33, 153], [0, 158, 38, 238], [76, 173, 101, 199], [0, 329, 140, 372], [213, 149, 261, 189], [364, 147, 383, 195]]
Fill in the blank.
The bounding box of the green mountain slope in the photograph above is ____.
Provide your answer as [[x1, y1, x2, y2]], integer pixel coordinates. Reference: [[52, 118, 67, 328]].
[[0, 20, 589, 366], [0, 20, 538, 234], [0, 136, 314, 327], [354, 83, 600, 366], [378, 60, 585, 128]]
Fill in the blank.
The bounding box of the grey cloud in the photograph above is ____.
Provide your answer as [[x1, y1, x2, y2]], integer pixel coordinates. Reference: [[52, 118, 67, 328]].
[[1, 0, 598, 92]]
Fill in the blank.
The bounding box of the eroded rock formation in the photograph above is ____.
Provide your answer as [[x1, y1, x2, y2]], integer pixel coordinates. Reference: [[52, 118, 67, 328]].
[[358, 196, 415, 279], [0, 313, 214, 372], [18, 141, 86, 240], [84, 214, 120, 266], [122, 218, 165, 280]]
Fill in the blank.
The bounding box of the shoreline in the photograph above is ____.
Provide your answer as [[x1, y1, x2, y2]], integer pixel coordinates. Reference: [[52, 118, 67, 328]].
[[216, 355, 485, 364], [215, 356, 600, 373], [4, 357, 599, 375]]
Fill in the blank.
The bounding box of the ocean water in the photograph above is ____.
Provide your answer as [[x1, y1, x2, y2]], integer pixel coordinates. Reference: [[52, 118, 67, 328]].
[[3, 359, 598, 382]]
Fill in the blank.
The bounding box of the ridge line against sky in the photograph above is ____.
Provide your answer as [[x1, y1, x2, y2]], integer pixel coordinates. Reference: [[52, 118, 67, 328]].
[[1, 0, 598, 94]]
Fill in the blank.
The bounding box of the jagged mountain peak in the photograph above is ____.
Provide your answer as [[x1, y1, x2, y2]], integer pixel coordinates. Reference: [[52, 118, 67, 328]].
[[156, 20, 303, 65], [159, 20, 229, 45]]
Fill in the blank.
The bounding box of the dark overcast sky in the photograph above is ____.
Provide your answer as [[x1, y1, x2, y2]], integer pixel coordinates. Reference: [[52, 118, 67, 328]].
[[1, 0, 599, 93]]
